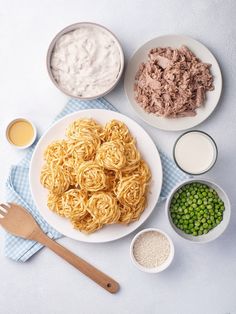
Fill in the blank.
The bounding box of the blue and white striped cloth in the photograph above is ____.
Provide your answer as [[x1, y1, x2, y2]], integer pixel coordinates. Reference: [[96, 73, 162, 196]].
[[5, 98, 189, 262]]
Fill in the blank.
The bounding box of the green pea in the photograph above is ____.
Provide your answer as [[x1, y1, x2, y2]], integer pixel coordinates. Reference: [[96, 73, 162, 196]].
[[171, 182, 224, 236]]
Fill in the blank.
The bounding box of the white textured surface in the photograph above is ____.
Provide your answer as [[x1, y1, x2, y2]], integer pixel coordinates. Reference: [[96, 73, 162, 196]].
[[0, 1, 236, 313]]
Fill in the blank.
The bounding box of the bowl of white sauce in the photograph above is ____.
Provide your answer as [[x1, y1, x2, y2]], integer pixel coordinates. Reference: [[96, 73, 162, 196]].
[[47, 22, 124, 99], [173, 130, 218, 175]]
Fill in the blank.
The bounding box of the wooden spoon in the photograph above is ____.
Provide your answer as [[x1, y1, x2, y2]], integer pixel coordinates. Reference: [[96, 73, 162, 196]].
[[0, 203, 119, 294]]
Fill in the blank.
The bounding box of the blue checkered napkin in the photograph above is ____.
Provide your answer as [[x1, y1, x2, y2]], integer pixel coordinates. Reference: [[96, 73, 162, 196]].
[[4, 98, 189, 262]]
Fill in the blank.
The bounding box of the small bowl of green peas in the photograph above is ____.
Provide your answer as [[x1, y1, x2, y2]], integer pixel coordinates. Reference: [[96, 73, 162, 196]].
[[166, 179, 231, 243]]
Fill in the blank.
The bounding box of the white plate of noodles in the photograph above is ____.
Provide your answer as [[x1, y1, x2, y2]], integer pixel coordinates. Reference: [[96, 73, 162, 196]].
[[30, 109, 162, 243]]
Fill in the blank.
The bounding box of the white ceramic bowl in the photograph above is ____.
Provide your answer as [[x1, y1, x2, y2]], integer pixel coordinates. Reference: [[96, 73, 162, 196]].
[[166, 179, 231, 243], [47, 22, 124, 100], [5, 118, 37, 149], [130, 228, 174, 273]]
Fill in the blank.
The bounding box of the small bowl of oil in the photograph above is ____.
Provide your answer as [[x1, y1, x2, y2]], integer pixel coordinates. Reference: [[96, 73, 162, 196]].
[[6, 118, 37, 149]]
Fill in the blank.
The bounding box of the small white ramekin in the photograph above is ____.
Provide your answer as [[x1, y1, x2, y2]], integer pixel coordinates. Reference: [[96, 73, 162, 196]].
[[130, 228, 175, 273], [5, 118, 37, 149]]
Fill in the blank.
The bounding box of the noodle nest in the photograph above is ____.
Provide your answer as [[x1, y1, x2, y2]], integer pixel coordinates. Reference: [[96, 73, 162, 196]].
[[77, 161, 107, 192], [87, 192, 120, 224], [40, 118, 152, 234], [96, 141, 126, 170]]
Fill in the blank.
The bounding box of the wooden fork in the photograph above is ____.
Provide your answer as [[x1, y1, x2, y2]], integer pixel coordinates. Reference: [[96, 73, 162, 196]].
[[0, 203, 119, 294]]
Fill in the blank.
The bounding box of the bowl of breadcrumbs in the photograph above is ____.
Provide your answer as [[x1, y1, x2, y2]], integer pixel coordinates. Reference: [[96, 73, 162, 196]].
[[130, 228, 174, 273]]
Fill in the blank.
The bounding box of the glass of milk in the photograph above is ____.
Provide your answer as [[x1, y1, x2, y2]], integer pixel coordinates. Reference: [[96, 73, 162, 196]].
[[173, 131, 218, 175]]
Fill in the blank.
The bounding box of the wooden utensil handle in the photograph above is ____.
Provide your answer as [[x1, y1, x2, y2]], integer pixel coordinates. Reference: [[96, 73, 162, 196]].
[[35, 232, 119, 294]]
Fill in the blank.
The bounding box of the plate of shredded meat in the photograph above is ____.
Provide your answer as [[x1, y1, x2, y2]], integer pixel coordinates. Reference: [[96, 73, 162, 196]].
[[124, 35, 222, 131]]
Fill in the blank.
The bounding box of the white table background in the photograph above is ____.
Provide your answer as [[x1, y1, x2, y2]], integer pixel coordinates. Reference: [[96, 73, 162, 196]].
[[0, 1, 236, 313]]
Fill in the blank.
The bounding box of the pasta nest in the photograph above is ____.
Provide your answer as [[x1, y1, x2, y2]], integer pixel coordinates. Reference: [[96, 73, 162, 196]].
[[44, 140, 68, 165], [77, 161, 107, 192], [121, 159, 151, 183], [66, 118, 102, 141], [87, 192, 120, 224], [67, 134, 100, 162], [62, 156, 80, 187], [118, 196, 146, 224], [132, 160, 151, 183], [115, 174, 146, 206], [47, 192, 64, 216], [101, 119, 133, 143], [71, 212, 102, 234], [122, 141, 141, 172], [61, 189, 87, 218], [96, 141, 126, 170], [40, 164, 72, 194]]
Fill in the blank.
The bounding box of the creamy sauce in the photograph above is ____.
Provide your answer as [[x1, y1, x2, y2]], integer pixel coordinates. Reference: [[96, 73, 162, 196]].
[[8, 119, 34, 147], [51, 25, 121, 97], [174, 131, 217, 174]]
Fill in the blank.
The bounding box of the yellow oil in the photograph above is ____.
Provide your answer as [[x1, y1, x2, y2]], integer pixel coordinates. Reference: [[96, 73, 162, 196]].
[[8, 119, 34, 147]]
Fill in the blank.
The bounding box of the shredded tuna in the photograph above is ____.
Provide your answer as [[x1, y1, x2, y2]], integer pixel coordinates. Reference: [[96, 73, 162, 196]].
[[134, 46, 214, 118]]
